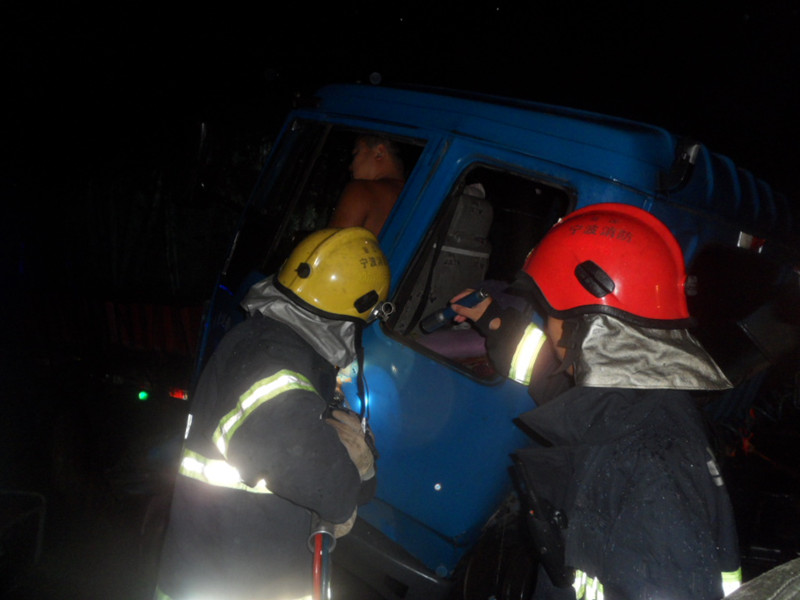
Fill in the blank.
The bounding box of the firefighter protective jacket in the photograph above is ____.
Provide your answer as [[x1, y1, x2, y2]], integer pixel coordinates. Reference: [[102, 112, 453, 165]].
[[155, 312, 371, 600], [517, 387, 741, 599], [481, 309, 741, 599]]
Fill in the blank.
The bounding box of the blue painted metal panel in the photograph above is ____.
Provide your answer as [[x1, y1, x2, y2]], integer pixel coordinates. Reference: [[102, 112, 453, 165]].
[[660, 142, 791, 245], [340, 324, 535, 574]]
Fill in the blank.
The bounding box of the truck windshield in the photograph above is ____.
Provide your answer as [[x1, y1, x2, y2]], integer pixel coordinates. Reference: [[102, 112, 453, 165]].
[[220, 120, 423, 295]]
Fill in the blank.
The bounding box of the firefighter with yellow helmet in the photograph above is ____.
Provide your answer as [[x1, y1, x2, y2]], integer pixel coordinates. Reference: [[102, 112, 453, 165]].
[[154, 227, 390, 600], [452, 204, 742, 599]]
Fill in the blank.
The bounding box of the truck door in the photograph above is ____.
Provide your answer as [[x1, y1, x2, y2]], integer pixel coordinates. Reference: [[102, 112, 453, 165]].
[[343, 151, 574, 576]]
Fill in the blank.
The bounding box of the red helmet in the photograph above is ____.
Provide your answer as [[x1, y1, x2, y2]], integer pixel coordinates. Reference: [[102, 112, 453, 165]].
[[522, 203, 691, 327]]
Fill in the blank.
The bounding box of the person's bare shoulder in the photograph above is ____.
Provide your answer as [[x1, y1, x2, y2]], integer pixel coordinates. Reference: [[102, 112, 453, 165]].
[[329, 179, 404, 235]]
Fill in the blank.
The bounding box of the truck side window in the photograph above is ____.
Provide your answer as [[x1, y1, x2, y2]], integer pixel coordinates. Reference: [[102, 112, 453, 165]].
[[386, 165, 571, 380]]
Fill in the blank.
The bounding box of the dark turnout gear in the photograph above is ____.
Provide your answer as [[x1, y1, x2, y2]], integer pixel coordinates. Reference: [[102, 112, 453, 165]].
[[155, 315, 373, 600], [154, 227, 389, 600], [517, 386, 741, 599], [480, 312, 742, 599]]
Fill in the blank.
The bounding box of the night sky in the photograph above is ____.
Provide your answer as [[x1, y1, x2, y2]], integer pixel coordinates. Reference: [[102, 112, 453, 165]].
[[3, 2, 799, 300], [6, 5, 799, 171]]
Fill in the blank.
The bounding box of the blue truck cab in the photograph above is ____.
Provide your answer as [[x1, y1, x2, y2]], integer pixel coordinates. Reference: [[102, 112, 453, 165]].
[[194, 83, 797, 598]]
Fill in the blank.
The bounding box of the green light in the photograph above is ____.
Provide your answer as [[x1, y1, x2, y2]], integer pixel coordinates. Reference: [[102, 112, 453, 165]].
[[138, 390, 150, 401]]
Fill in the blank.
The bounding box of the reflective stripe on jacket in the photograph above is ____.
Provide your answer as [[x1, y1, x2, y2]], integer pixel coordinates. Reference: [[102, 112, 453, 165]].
[[211, 369, 316, 458], [573, 570, 603, 600], [572, 568, 741, 599], [178, 448, 273, 494], [507, 322, 547, 385], [179, 368, 317, 494], [722, 568, 743, 595]]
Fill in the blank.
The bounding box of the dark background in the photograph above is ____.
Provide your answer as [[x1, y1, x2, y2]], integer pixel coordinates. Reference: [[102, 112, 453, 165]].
[[1, 2, 799, 598]]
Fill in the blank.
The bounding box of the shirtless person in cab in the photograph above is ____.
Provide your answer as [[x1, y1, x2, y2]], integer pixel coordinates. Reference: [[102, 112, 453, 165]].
[[329, 135, 406, 235]]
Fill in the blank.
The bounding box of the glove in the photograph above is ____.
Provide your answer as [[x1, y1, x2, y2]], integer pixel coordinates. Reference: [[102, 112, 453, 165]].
[[333, 508, 357, 538], [308, 509, 357, 547], [325, 409, 376, 481]]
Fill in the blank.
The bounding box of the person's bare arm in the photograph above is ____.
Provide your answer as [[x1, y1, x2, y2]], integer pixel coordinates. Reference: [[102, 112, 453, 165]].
[[329, 181, 371, 229]]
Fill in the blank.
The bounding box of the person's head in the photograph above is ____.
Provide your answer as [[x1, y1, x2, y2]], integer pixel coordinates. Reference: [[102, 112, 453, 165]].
[[522, 203, 691, 330], [276, 227, 391, 324], [350, 135, 405, 181]]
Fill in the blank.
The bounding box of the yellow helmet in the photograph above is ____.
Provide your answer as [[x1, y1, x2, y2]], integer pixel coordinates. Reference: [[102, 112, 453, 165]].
[[277, 227, 391, 322]]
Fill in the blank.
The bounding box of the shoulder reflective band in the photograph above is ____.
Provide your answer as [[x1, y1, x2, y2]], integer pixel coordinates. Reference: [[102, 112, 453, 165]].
[[508, 323, 547, 385], [213, 369, 317, 458], [722, 568, 742, 595], [573, 570, 604, 600], [179, 448, 273, 494]]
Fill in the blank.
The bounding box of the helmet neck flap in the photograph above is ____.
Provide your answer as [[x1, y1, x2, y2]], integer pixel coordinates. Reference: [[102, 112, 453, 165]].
[[567, 313, 732, 390], [242, 277, 360, 369]]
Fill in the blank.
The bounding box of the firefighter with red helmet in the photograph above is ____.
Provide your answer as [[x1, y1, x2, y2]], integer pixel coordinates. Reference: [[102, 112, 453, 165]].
[[452, 204, 742, 599], [154, 227, 390, 600]]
